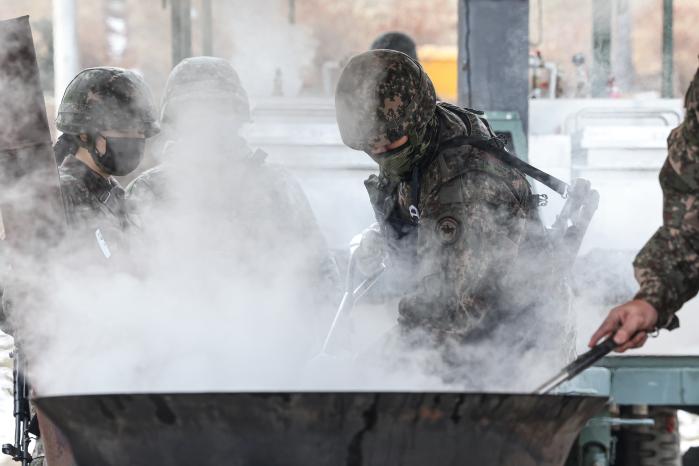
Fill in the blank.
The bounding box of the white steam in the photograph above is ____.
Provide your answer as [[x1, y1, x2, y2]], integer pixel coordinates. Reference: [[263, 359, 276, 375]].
[[20, 150, 458, 395], [3, 5, 689, 402]]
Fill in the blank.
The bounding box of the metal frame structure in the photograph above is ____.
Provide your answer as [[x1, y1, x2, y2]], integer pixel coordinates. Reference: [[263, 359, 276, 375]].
[[457, 0, 530, 134]]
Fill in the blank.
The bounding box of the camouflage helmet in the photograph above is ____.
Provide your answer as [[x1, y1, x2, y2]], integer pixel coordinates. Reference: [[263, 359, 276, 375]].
[[335, 50, 436, 151], [160, 56, 250, 125], [370, 31, 418, 61], [56, 67, 159, 137]]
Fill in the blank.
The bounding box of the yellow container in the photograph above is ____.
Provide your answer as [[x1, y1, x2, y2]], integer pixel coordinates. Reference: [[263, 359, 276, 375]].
[[418, 45, 458, 102]]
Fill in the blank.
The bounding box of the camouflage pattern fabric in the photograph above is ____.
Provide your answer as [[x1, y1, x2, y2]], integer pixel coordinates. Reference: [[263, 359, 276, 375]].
[[336, 51, 572, 358], [335, 50, 436, 153], [129, 56, 339, 307], [59, 155, 132, 233], [369, 105, 569, 341], [633, 65, 699, 329], [160, 56, 250, 125], [26, 71, 149, 466], [56, 67, 159, 137]]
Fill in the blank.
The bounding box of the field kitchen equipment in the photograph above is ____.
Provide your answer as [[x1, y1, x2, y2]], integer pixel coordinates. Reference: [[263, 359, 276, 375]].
[[536, 336, 620, 395], [35, 392, 606, 466]]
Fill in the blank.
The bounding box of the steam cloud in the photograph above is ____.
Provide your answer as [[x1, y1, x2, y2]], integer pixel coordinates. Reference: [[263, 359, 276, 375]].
[[16, 149, 581, 395], [2, 4, 685, 403], [17, 138, 457, 395]]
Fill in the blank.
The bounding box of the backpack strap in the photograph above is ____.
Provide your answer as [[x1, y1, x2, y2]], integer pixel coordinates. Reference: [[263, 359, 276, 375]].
[[443, 135, 569, 198], [439, 103, 570, 198]]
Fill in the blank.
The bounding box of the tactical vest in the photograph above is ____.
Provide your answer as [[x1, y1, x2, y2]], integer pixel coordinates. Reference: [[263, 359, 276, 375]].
[[365, 103, 565, 243]]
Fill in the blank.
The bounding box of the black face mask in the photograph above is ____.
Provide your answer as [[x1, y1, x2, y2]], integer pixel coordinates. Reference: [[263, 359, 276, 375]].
[[90, 136, 145, 176]]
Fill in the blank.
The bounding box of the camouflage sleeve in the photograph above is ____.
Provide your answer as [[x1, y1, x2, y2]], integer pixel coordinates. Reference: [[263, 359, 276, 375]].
[[398, 169, 528, 336], [59, 174, 89, 228], [633, 69, 699, 326]]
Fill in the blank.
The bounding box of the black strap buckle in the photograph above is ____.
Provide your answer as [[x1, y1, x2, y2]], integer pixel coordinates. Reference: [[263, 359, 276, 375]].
[[98, 190, 111, 204], [532, 194, 548, 207], [409, 205, 420, 222]]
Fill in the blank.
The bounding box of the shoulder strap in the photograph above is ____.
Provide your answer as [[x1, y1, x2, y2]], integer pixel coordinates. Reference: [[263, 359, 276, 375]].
[[439, 103, 570, 198], [444, 135, 569, 197]]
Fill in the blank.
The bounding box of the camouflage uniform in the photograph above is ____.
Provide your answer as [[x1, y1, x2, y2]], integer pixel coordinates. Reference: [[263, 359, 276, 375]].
[[58, 153, 130, 231], [55, 67, 159, 233], [127, 56, 253, 205], [336, 51, 570, 362], [127, 57, 339, 312], [633, 65, 699, 330], [26, 67, 159, 466]]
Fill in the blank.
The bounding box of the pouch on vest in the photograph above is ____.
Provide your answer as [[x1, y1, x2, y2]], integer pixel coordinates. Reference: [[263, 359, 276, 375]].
[[440, 102, 600, 276]]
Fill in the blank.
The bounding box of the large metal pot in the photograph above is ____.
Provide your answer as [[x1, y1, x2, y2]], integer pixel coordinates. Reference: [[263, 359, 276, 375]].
[[35, 392, 606, 466]]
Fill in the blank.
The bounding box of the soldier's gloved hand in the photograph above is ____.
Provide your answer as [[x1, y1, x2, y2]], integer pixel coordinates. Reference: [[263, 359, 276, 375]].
[[350, 225, 387, 277]]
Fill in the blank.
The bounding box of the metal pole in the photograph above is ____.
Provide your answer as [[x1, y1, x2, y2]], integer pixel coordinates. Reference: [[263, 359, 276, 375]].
[[52, 0, 80, 106], [288, 0, 296, 24], [202, 0, 213, 56], [612, 0, 634, 93], [170, 0, 192, 67], [457, 0, 529, 134], [457, 0, 471, 107], [170, 0, 181, 66], [591, 0, 612, 97], [661, 0, 674, 98]]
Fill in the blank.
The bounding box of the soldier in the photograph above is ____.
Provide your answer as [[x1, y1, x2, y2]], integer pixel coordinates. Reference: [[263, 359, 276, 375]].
[[589, 65, 699, 352], [335, 50, 571, 381], [54, 67, 159, 233], [127, 56, 339, 320], [370, 31, 418, 61], [15, 68, 158, 466], [127, 56, 253, 205]]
